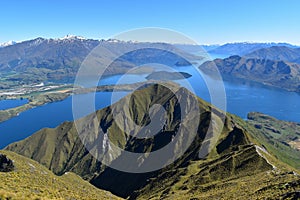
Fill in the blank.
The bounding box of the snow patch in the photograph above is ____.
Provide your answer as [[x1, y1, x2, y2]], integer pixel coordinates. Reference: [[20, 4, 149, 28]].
[[0, 40, 16, 47], [57, 34, 86, 41]]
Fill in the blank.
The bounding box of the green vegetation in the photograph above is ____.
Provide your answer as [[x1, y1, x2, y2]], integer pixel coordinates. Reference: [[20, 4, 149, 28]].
[[0, 150, 122, 200], [133, 170, 300, 199], [247, 112, 300, 170]]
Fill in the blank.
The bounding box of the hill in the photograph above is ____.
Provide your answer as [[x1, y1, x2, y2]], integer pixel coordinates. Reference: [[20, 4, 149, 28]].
[[199, 55, 300, 92], [0, 150, 122, 200], [6, 84, 300, 199]]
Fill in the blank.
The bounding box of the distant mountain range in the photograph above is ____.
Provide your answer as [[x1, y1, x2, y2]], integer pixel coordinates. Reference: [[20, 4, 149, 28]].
[[245, 46, 300, 64], [207, 42, 299, 56], [200, 55, 300, 92], [0, 36, 200, 87], [172, 42, 300, 58], [2, 36, 300, 92], [5, 84, 300, 199]]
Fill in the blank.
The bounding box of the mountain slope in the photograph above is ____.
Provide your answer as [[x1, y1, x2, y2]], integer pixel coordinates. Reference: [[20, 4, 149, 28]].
[[0, 150, 122, 200], [199, 55, 300, 92], [5, 84, 300, 199], [245, 46, 300, 64]]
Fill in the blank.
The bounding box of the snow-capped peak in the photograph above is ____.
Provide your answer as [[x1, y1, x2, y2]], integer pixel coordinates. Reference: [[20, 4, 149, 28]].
[[58, 35, 86, 41], [0, 40, 16, 48]]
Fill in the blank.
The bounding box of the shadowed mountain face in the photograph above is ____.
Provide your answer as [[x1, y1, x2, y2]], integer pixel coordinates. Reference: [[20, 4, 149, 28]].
[[199, 55, 300, 92], [5, 84, 276, 198]]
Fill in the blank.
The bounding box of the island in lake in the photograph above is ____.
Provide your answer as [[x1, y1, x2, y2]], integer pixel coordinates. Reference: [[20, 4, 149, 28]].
[[146, 71, 192, 80]]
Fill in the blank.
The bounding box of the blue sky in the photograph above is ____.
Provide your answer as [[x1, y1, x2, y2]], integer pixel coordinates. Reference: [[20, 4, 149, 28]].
[[0, 0, 299, 45]]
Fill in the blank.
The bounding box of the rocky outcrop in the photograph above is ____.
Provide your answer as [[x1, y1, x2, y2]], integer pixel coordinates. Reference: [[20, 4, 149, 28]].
[[0, 154, 14, 172]]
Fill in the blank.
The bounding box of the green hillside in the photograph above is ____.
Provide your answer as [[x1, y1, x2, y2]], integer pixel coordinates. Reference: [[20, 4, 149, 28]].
[[247, 112, 300, 170]]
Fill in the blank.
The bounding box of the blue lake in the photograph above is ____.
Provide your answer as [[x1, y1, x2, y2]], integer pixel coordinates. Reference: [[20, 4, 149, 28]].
[[0, 99, 28, 110], [1, 64, 300, 148]]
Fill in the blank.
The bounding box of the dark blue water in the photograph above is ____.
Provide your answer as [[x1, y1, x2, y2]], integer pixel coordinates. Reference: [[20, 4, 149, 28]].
[[0, 92, 127, 148], [0, 99, 28, 110], [2, 64, 300, 148]]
